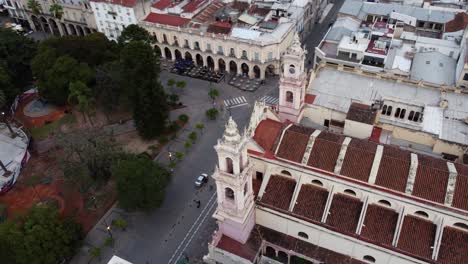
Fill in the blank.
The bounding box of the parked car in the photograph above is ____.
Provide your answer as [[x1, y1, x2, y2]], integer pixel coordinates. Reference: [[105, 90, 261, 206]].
[[195, 173, 208, 187]]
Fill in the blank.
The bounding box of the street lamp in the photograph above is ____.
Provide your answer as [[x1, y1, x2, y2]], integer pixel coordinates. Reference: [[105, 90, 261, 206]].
[[1, 112, 16, 138], [168, 152, 173, 161], [106, 225, 113, 239]]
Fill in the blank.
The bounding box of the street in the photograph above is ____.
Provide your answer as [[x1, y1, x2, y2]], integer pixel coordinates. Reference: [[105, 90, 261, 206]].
[[70, 2, 344, 262]]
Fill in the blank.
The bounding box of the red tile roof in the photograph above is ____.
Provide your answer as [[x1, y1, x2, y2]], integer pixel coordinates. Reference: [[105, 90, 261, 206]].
[[412, 164, 449, 204], [375, 146, 411, 192], [216, 234, 258, 261], [182, 0, 207, 12], [307, 132, 344, 172], [257, 225, 364, 263], [152, 0, 175, 10], [452, 164, 468, 210], [437, 226, 468, 264], [260, 175, 296, 211], [326, 193, 363, 234], [397, 215, 436, 259], [346, 103, 376, 125], [305, 94, 316, 104], [292, 184, 329, 222], [90, 0, 137, 7], [207, 22, 232, 34], [444, 12, 468, 33], [253, 119, 283, 153], [341, 139, 378, 182], [277, 125, 315, 163], [143, 13, 190, 27], [360, 204, 398, 246]]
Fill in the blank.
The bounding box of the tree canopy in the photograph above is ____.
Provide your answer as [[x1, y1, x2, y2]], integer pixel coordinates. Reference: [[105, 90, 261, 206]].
[[0, 65, 17, 108], [120, 41, 168, 139], [0, 205, 82, 264], [118, 24, 152, 44], [0, 28, 37, 88], [113, 155, 171, 211]]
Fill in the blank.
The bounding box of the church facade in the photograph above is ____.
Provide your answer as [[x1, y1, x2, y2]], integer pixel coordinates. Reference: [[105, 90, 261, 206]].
[[203, 34, 468, 264]]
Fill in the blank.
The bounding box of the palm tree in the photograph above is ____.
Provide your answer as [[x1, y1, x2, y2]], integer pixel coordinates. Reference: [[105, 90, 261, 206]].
[[27, 0, 42, 15], [176, 80, 186, 94], [68, 81, 95, 126], [49, 0, 63, 19], [208, 88, 219, 104]]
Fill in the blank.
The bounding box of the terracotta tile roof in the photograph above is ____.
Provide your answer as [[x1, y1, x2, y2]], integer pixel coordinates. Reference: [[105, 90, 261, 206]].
[[397, 215, 436, 259], [412, 164, 449, 204], [326, 193, 363, 234], [444, 12, 468, 33], [143, 13, 190, 27], [182, 0, 207, 12], [152, 0, 174, 10], [216, 234, 259, 261], [346, 103, 376, 125], [292, 184, 328, 222], [375, 146, 411, 192], [260, 175, 296, 211], [452, 164, 468, 210], [253, 119, 283, 153], [90, 0, 137, 7], [360, 204, 398, 246], [308, 132, 344, 172], [258, 225, 364, 263], [207, 22, 232, 34], [418, 154, 449, 171], [277, 125, 315, 163], [341, 139, 378, 182], [437, 226, 468, 264], [305, 94, 316, 104]]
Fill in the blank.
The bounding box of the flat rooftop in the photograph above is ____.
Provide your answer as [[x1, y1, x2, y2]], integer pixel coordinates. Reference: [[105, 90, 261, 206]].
[[307, 67, 468, 145]]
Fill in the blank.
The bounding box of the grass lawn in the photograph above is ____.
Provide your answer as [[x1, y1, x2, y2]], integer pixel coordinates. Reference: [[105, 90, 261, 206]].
[[29, 114, 76, 140]]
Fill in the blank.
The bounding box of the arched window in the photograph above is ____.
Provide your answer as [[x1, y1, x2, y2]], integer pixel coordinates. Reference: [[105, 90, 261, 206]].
[[414, 112, 420, 122], [281, 170, 292, 176], [152, 32, 157, 42], [454, 222, 468, 230], [408, 110, 414, 120], [414, 210, 429, 218], [400, 109, 406, 119], [244, 183, 248, 195], [378, 199, 391, 207], [289, 64, 295, 69], [226, 158, 233, 174], [163, 34, 168, 43], [242, 50, 247, 58], [381, 105, 387, 115], [395, 107, 401, 117], [298, 232, 309, 239], [386, 106, 393, 116], [286, 91, 294, 103], [363, 255, 376, 263], [225, 188, 235, 200], [344, 189, 356, 196], [312, 179, 323, 186]]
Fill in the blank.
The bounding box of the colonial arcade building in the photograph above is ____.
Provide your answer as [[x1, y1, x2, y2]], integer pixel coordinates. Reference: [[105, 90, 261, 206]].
[[204, 32, 468, 264]]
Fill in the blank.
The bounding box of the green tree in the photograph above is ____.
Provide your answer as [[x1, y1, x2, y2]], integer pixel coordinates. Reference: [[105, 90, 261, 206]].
[[188, 131, 197, 143], [195, 122, 204, 134], [120, 41, 168, 139], [88, 246, 101, 261], [0, 205, 82, 264], [208, 88, 219, 104], [167, 78, 176, 90], [68, 81, 95, 125], [111, 218, 128, 231], [49, 0, 63, 19], [184, 141, 192, 152], [176, 80, 186, 93], [178, 114, 189, 123], [175, 152, 184, 161], [113, 155, 171, 211], [168, 93, 179, 106], [36, 55, 94, 105], [95, 61, 126, 115], [27, 0, 41, 15], [0, 66, 17, 108], [0, 28, 37, 87], [57, 130, 122, 191], [118, 24, 151, 44], [205, 108, 219, 120]]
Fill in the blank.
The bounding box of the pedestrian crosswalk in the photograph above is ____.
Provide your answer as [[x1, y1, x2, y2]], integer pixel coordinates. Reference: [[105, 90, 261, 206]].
[[259, 95, 279, 106], [224, 96, 248, 108]]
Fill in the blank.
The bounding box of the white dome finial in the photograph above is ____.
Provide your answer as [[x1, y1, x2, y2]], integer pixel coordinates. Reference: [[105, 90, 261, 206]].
[[221, 116, 241, 145]]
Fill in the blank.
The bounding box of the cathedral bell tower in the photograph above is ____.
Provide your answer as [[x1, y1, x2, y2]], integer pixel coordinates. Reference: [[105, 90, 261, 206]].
[[278, 32, 307, 123], [212, 117, 255, 244]]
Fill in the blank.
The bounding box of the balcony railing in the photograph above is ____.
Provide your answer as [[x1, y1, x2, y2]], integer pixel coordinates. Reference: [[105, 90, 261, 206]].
[[183, 44, 190, 48], [217, 51, 224, 55], [241, 55, 248, 60], [229, 53, 236, 58], [194, 46, 200, 50]]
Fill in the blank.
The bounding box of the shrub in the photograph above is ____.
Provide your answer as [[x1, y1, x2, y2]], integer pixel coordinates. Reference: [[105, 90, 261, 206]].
[[104, 237, 114, 247], [188, 131, 197, 142], [175, 152, 184, 161], [184, 141, 192, 151], [111, 218, 128, 231], [205, 108, 219, 120], [178, 114, 189, 123]]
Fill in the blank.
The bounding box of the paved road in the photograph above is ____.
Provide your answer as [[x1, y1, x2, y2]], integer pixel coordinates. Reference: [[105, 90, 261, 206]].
[[71, 3, 343, 261]]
